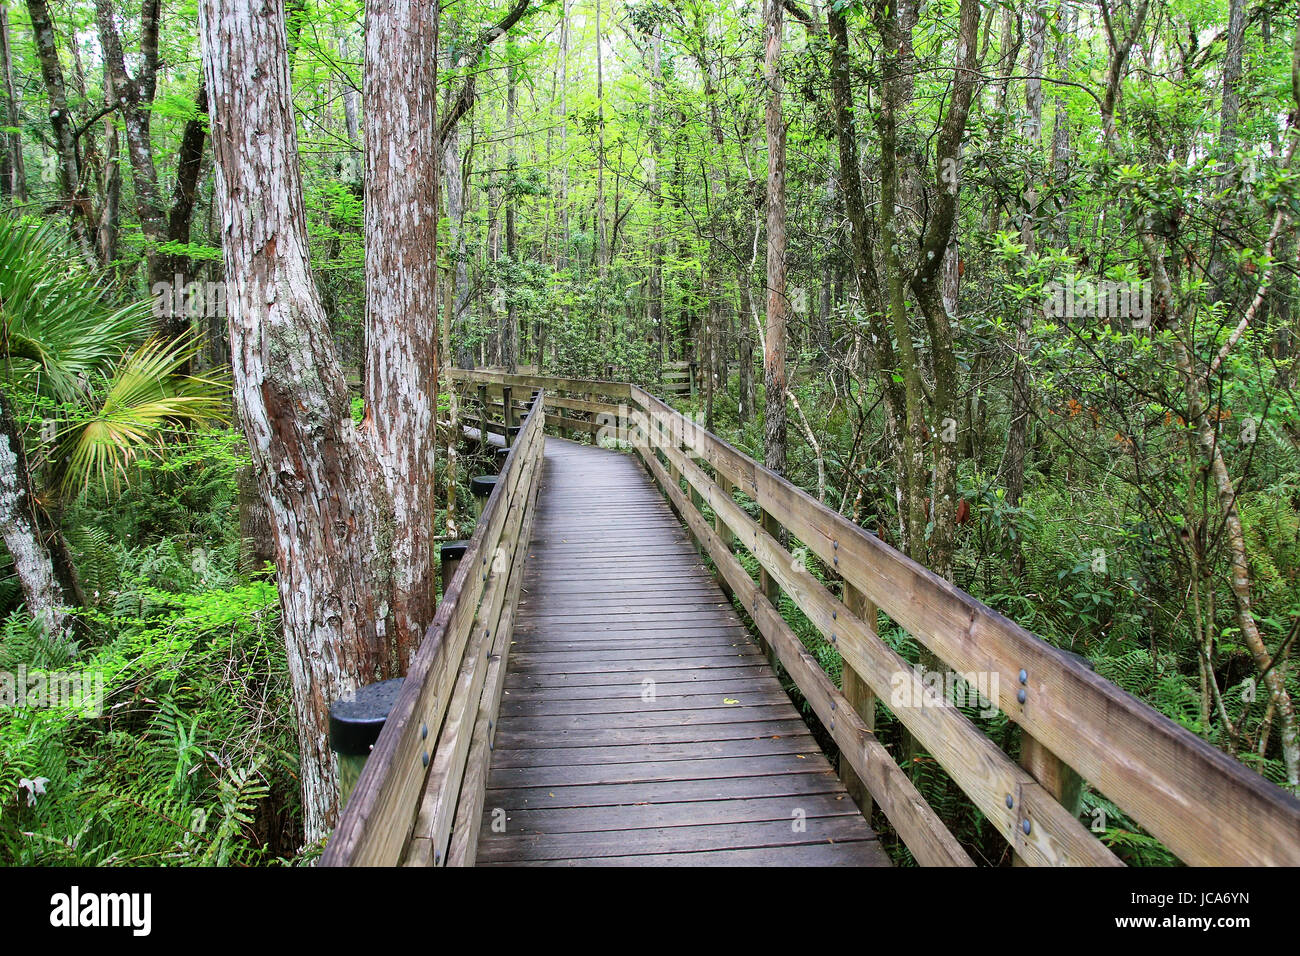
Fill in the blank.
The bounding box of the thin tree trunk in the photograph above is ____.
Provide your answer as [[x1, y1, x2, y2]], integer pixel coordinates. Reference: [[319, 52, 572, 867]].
[[828, 7, 906, 535], [906, 0, 981, 581], [94, 0, 168, 285], [1208, 0, 1248, 299], [763, 0, 787, 476], [1001, 3, 1046, 517], [594, 0, 607, 275], [0, 392, 69, 641], [0, 2, 26, 202], [502, 44, 518, 372], [24, 0, 97, 263], [1049, 4, 1074, 247]]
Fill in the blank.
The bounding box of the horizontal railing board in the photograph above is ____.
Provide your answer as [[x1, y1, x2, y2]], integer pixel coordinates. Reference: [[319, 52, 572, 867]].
[[448, 368, 631, 400]]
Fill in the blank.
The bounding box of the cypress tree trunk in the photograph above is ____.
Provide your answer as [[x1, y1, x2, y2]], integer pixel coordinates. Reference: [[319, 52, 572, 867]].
[[201, 0, 440, 843], [0, 392, 69, 641]]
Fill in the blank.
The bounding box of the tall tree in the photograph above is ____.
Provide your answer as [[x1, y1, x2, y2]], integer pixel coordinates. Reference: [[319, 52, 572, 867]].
[[1000, 3, 1047, 523], [94, 0, 210, 341], [0, 1, 26, 201], [25, 0, 97, 263], [762, 0, 786, 477]]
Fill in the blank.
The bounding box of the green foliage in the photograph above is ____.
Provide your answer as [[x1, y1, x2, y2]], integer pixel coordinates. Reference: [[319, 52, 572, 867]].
[[0, 574, 298, 865], [0, 422, 302, 865]]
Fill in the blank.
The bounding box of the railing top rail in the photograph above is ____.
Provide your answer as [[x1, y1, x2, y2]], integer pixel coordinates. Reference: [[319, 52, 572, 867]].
[[447, 367, 631, 399], [624, 383, 1300, 866], [321, 390, 547, 866]]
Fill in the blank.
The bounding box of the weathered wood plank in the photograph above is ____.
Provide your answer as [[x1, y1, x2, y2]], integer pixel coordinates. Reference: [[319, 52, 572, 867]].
[[478, 815, 879, 863], [486, 792, 858, 835], [492, 718, 812, 750], [481, 840, 890, 867]]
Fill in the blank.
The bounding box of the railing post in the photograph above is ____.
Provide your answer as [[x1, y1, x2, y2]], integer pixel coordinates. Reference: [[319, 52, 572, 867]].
[[688, 456, 704, 512], [329, 677, 404, 808], [1012, 736, 1085, 866], [758, 510, 781, 607], [477, 384, 489, 448], [755, 510, 782, 669], [502, 385, 514, 446], [841, 582, 878, 820], [470, 475, 497, 520], [439, 540, 469, 596], [1013, 652, 1089, 865], [714, 475, 736, 600]]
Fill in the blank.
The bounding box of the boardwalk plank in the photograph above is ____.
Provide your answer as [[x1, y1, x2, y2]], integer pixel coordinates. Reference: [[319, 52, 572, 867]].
[[477, 816, 877, 862], [481, 841, 891, 867], [477, 437, 887, 866]]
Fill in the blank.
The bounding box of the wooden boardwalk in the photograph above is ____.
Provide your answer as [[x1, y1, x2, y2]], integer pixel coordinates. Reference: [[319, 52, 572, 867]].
[[475, 438, 889, 866]]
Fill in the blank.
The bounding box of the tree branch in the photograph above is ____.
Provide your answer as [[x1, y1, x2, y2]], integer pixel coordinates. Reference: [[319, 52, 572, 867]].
[[438, 0, 534, 147]]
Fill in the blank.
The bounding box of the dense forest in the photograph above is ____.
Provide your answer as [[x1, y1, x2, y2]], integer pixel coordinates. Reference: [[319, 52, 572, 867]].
[[0, 0, 1297, 867]]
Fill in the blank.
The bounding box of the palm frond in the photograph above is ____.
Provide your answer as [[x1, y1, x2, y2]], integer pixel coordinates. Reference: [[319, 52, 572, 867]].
[[0, 217, 145, 400], [56, 335, 231, 499]]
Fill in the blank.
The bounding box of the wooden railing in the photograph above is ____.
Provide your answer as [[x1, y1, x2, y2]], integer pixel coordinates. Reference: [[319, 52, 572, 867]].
[[426, 369, 1300, 867], [320, 386, 546, 866]]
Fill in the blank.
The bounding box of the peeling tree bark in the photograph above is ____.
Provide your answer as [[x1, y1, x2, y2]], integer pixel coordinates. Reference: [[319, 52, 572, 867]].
[[201, 0, 440, 843], [361, 0, 440, 661], [0, 392, 68, 641]]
